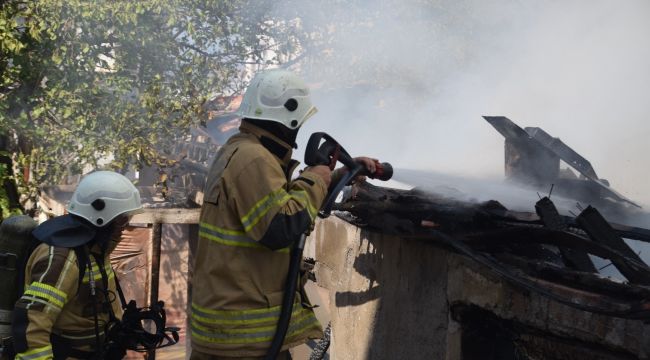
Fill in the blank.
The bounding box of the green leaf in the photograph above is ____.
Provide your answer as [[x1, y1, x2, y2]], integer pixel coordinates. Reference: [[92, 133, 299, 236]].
[[52, 52, 63, 65], [63, 108, 73, 119], [32, 107, 45, 118]]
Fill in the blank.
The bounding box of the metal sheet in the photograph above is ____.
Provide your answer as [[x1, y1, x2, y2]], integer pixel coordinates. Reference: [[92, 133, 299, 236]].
[[484, 116, 640, 208]]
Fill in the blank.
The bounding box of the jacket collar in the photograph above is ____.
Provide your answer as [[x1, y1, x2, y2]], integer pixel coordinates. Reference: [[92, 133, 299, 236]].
[[239, 121, 294, 166]]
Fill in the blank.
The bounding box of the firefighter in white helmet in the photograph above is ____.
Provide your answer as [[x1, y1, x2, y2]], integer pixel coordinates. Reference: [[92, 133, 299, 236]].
[[190, 69, 376, 359], [11, 171, 142, 359]]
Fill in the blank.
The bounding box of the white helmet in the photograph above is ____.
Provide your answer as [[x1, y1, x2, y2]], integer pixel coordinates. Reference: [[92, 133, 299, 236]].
[[67, 171, 143, 227], [237, 69, 318, 129]]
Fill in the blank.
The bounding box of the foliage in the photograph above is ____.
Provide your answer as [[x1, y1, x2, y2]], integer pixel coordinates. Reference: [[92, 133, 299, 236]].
[[0, 0, 303, 206], [0, 160, 22, 220]]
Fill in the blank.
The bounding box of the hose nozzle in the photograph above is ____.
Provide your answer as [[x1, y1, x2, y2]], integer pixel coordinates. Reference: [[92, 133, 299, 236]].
[[365, 161, 393, 181]]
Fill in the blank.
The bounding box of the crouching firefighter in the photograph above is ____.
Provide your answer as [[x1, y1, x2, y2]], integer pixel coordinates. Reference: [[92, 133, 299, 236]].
[[4, 171, 177, 359]]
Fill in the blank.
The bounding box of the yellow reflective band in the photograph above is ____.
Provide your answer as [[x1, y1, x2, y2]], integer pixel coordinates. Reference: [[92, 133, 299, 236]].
[[191, 301, 304, 325], [199, 222, 290, 253], [241, 189, 291, 232], [200, 221, 246, 236], [191, 308, 319, 345], [289, 190, 318, 219], [199, 222, 259, 248], [82, 263, 114, 283], [23, 282, 68, 309], [17, 344, 53, 360]]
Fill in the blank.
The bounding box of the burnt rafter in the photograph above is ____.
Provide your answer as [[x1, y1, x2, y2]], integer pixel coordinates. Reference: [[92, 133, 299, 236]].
[[493, 253, 650, 301], [483, 116, 640, 210], [335, 182, 650, 243], [461, 227, 650, 285], [333, 181, 650, 320], [535, 196, 597, 272]]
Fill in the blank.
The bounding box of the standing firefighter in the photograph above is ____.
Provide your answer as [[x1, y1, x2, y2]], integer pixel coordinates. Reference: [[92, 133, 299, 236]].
[[190, 69, 375, 359], [11, 171, 143, 359]]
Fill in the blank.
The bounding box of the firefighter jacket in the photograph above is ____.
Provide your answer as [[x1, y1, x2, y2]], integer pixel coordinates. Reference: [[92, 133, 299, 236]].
[[191, 122, 328, 357], [12, 242, 121, 360]]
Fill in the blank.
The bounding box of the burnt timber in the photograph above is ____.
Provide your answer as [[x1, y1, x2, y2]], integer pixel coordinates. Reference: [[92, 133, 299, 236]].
[[484, 116, 641, 216], [333, 181, 650, 320]]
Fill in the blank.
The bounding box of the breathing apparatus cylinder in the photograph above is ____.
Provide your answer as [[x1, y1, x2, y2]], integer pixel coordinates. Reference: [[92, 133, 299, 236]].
[[0, 215, 38, 339]]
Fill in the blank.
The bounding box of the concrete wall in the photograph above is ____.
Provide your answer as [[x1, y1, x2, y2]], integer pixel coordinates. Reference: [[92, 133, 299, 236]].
[[305, 217, 450, 359], [306, 217, 650, 360]]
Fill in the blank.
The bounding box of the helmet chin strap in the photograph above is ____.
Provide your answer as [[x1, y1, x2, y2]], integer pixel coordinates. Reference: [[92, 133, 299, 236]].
[[91, 222, 119, 252]]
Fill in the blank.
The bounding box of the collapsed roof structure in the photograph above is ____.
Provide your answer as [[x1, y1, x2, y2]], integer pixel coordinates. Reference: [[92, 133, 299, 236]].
[[336, 181, 650, 317], [484, 116, 641, 216], [308, 116, 650, 359]]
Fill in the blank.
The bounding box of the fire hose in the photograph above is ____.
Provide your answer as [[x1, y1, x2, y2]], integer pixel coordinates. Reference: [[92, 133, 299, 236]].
[[264, 132, 392, 360]]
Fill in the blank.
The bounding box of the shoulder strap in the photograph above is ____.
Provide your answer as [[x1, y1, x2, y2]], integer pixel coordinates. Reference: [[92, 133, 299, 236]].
[[79, 246, 102, 353], [16, 235, 42, 299], [92, 252, 121, 322], [72, 246, 89, 294], [112, 272, 128, 309]]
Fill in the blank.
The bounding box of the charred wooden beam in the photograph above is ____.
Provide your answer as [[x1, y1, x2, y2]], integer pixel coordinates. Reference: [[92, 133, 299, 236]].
[[609, 223, 650, 243], [577, 206, 644, 260], [493, 252, 650, 301], [535, 197, 597, 272], [338, 182, 650, 243], [337, 182, 650, 286], [334, 183, 511, 234], [460, 227, 650, 284], [576, 206, 650, 285]]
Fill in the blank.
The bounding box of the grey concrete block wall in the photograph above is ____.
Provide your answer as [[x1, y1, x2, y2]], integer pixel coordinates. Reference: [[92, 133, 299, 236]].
[[306, 216, 650, 360], [306, 217, 450, 359], [446, 256, 650, 359]]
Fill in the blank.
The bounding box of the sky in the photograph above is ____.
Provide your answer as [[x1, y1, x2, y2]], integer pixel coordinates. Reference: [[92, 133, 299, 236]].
[[284, 0, 650, 209]]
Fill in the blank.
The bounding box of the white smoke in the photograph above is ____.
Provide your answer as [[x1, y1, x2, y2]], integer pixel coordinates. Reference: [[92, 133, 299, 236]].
[[279, 0, 650, 211]]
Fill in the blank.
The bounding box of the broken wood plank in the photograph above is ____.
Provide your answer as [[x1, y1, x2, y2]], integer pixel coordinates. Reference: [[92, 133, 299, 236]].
[[576, 206, 649, 285], [339, 182, 650, 244], [130, 208, 200, 224], [535, 197, 597, 272], [494, 252, 650, 301], [460, 227, 650, 285]]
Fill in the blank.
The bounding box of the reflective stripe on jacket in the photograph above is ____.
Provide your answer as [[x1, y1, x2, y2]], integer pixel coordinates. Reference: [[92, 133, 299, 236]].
[[191, 122, 327, 357], [12, 243, 121, 359]]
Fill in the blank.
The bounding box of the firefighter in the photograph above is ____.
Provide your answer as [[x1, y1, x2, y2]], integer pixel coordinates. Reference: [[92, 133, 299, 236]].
[[11, 171, 143, 359], [190, 69, 375, 359]]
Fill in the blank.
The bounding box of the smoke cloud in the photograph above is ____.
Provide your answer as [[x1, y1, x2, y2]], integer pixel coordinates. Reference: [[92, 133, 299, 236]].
[[279, 1, 650, 210]]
